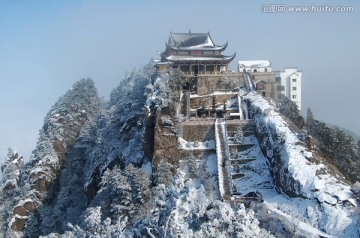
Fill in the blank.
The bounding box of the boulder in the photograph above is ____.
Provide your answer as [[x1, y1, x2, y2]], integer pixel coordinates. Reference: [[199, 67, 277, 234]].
[[10, 215, 28, 232]]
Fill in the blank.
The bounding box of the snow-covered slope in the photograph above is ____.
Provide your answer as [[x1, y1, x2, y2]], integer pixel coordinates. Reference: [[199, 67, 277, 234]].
[[243, 92, 359, 237], [41, 155, 273, 238], [0, 67, 359, 238]]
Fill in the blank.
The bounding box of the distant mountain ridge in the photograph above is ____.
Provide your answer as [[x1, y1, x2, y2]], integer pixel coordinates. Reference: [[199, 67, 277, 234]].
[[325, 122, 360, 141]]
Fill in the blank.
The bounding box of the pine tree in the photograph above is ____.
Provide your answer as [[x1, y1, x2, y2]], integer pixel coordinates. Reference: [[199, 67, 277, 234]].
[[98, 164, 151, 222], [278, 97, 304, 129], [154, 160, 173, 186], [1, 148, 23, 190], [306, 108, 314, 132]]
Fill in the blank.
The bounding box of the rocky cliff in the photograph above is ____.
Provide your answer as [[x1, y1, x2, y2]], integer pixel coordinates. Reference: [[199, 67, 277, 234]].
[[0, 66, 358, 237], [0, 78, 101, 235], [244, 92, 358, 236]]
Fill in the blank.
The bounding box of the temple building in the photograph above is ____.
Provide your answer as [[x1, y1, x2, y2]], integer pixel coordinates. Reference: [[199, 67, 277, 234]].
[[238, 60, 278, 100], [157, 31, 236, 74], [238, 60, 272, 73]]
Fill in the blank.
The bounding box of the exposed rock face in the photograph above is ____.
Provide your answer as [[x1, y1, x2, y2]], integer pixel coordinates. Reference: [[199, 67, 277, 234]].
[[145, 70, 183, 170], [10, 198, 40, 231], [143, 106, 155, 161], [245, 92, 358, 236], [255, 123, 304, 198], [2, 180, 16, 191], [153, 107, 179, 169], [7, 79, 101, 232], [246, 93, 350, 199], [11, 215, 27, 232], [1, 65, 358, 237], [1, 149, 23, 191], [13, 200, 38, 217]]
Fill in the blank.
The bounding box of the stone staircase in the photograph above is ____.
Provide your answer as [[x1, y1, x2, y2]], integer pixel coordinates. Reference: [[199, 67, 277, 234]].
[[215, 119, 232, 201], [180, 90, 189, 119]]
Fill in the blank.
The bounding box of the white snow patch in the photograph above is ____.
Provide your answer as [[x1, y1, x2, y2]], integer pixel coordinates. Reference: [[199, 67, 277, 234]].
[[241, 92, 359, 236], [141, 161, 152, 175], [178, 137, 215, 150]]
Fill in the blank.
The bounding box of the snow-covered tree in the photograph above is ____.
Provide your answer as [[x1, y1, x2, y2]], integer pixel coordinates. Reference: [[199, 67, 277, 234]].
[[351, 182, 360, 196], [305, 110, 360, 182], [80, 65, 152, 198], [146, 69, 183, 112], [97, 164, 151, 222], [278, 96, 304, 129], [186, 157, 200, 179], [1, 148, 23, 191], [306, 108, 314, 131], [234, 126, 244, 144], [154, 160, 173, 187], [0, 78, 102, 235]]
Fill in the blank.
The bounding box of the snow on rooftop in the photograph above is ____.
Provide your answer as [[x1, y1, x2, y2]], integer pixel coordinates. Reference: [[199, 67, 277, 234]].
[[170, 33, 215, 48], [238, 60, 271, 68], [184, 40, 214, 49], [166, 55, 233, 61], [190, 91, 238, 99]]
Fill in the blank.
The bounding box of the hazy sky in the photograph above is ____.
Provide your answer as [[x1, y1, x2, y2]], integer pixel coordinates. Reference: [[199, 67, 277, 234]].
[[0, 0, 359, 161]]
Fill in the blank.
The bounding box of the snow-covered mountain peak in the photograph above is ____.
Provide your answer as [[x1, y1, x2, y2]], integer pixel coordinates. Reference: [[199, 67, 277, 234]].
[[0, 67, 358, 237]]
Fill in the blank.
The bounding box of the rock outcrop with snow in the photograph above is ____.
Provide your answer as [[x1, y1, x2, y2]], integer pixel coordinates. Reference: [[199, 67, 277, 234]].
[[244, 92, 358, 236], [0, 78, 101, 235], [0, 66, 358, 238]]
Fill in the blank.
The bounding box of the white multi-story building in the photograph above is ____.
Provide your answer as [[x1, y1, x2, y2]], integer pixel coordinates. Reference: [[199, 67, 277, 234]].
[[275, 68, 302, 110], [238, 61, 302, 111]]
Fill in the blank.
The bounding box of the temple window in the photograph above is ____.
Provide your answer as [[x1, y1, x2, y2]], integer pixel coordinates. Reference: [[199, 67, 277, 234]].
[[191, 51, 202, 56], [178, 51, 189, 56], [203, 51, 214, 55]]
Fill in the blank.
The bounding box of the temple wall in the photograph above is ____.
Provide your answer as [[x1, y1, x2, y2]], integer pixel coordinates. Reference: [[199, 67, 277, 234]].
[[181, 122, 215, 141], [196, 74, 244, 95], [190, 94, 237, 109]]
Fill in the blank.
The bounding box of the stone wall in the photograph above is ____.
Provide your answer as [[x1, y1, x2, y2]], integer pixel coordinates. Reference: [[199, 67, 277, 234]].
[[153, 107, 180, 169], [197, 74, 243, 95], [227, 123, 256, 137], [190, 94, 237, 109], [181, 122, 215, 142], [250, 72, 278, 100]]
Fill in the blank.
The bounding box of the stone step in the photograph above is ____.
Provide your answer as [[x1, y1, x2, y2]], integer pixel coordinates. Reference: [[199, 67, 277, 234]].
[[215, 119, 232, 200], [231, 173, 245, 179], [230, 158, 256, 165]]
